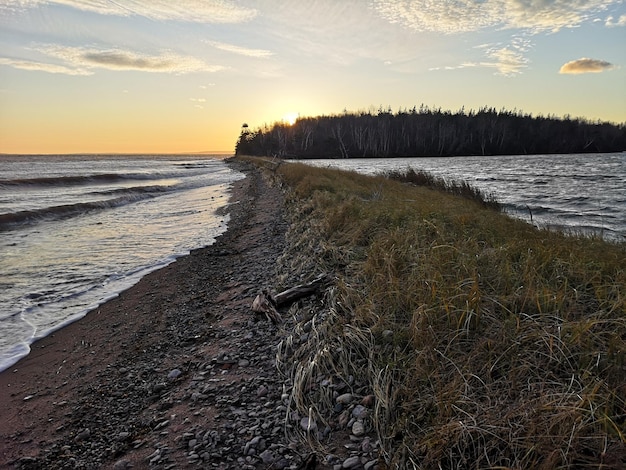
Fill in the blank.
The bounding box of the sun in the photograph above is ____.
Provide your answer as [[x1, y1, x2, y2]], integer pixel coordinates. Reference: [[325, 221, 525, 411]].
[[282, 111, 299, 125]]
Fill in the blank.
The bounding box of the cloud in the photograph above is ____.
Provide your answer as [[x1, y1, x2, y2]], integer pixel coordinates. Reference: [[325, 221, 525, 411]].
[[205, 40, 274, 58], [40, 45, 225, 74], [371, 0, 619, 76], [605, 14, 626, 27], [190, 98, 205, 109], [485, 45, 529, 75], [432, 36, 531, 76], [0, 45, 225, 75], [370, 0, 619, 34], [559, 58, 616, 74], [430, 45, 528, 76], [0, 57, 92, 75], [0, 0, 257, 23]]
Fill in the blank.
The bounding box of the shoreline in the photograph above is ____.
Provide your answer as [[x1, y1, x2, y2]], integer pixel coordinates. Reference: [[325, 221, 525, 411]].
[[0, 159, 383, 470], [0, 225, 231, 375], [0, 160, 303, 468]]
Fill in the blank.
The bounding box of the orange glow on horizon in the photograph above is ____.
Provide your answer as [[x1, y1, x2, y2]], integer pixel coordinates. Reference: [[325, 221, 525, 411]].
[[281, 112, 299, 126]]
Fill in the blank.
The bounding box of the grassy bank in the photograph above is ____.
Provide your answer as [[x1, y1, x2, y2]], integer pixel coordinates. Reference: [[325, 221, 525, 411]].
[[242, 157, 625, 469]]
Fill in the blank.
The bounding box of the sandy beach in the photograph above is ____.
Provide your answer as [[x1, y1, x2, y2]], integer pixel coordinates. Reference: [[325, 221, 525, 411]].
[[0, 161, 298, 469]]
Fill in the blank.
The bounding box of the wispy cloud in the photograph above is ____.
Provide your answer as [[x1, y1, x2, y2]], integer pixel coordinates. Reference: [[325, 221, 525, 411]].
[[559, 58, 616, 74], [0, 0, 257, 23], [0, 45, 226, 75], [430, 45, 528, 76], [372, 0, 619, 76], [205, 40, 274, 58], [190, 97, 206, 109], [371, 0, 619, 34], [0, 57, 92, 75], [431, 36, 531, 76], [485, 45, 530, 76], [605, 14, 626, 27]]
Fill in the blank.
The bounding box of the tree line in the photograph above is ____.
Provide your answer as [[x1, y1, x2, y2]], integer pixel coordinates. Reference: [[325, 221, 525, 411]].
[[235, 106, 626, 158]]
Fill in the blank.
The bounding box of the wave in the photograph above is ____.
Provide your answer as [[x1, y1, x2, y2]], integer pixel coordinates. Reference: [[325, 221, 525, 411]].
[[0, 173, 157, 188], [0, 191, 162, 231], [88, 184, 171, 197]]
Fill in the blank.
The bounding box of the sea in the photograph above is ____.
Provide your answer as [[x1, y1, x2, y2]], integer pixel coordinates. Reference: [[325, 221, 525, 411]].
[[1, 153, 624, 372], [0, 154, 243, 372]]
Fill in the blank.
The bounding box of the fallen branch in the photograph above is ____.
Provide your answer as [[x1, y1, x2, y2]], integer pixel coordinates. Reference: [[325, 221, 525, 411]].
[[273, 273, 333, 307], [251, 273, 333, 324]]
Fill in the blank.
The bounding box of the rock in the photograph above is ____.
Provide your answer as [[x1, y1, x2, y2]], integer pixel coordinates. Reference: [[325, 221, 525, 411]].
[[74, 428, 90, 442], [343, 455, 361, 468], [300, 417, 317, 432], [364, 460, 378, 470], [352, 404, 368, 419], [259, 449, 275, 464], [274, 458, 290, 470], [361, 436, 373, 453], [339, 410, 350, 428], [352, 420, 365, 437], [361, 394, 375, 407], [113, 459, 132, 469], [238, 359, 250, 367], [167, 368, 182, 380], [336, 393, 353, 404]]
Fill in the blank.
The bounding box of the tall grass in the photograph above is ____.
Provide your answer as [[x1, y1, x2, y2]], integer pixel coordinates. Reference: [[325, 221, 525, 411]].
[[244, 157, 626, 469], [384, 167, 501, 211]]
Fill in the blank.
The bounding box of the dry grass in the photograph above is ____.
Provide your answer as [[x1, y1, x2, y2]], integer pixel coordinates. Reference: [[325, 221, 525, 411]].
[[242, 157, 626, 469]]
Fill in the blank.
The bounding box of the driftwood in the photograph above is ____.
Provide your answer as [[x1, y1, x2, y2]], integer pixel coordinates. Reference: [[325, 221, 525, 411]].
[[251, 273, 333, 324], [274, 273, 332, 307], [251, 289, 282, 324]]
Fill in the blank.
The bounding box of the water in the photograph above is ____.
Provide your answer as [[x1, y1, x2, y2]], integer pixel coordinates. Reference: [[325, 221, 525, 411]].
[[297, 153, 626, 242], [0, 155, 243, 372]]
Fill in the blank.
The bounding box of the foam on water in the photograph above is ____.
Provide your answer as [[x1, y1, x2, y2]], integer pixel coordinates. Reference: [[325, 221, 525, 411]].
[[0, 155, 243, 372]]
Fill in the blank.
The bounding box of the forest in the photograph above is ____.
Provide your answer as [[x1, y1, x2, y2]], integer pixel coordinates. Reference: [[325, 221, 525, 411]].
[[235, 106, 626, 158]]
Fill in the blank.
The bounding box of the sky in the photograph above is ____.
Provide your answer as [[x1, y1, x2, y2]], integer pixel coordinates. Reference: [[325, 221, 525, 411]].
[[0, 0, 625, 154]]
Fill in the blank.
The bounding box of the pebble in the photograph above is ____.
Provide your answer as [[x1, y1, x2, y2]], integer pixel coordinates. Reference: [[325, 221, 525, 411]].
[[364, 460, 378, 470], [343, 455, 361, 468], [352, 404, 368, 418], [336, 393, 353, 404], [361, 395, 375, 407], [74, 428, 91, 442], [16, 179, 382, 470], [352, 420, 365, 437], [259, 449, 275, 464], [300, 417, 317, 432]]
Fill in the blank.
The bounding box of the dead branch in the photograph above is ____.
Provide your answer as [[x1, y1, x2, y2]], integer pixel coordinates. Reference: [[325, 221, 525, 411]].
[[273, 273, 332, 307], [251, 274, 333, 324]]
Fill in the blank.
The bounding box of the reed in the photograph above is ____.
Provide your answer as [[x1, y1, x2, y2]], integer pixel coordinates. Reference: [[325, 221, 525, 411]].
[[243, 157, 626, 469]]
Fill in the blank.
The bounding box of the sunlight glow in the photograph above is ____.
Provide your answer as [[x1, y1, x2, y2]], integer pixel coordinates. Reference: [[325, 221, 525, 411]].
[[282, 112, 299, 125]]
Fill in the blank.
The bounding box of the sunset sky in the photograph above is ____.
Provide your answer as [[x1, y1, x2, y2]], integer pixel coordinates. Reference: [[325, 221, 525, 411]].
[[1, 0, 625, 154]]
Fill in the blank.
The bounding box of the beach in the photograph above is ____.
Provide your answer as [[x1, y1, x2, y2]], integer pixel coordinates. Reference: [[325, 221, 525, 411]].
[[0, 160, 332, 469]]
